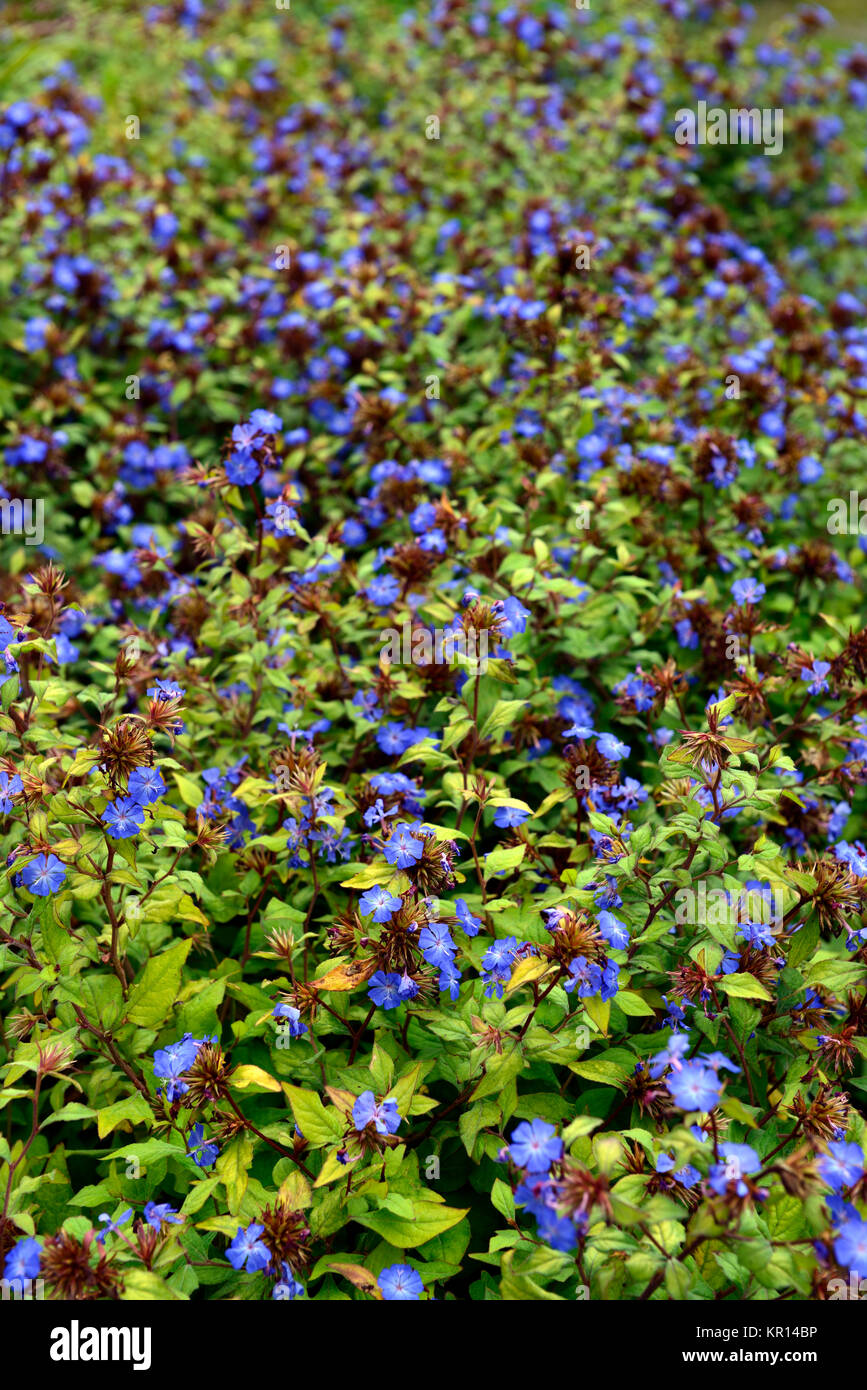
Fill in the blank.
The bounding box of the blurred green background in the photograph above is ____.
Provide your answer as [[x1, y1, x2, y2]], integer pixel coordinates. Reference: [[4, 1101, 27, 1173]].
[[1, 0, 864, 160]]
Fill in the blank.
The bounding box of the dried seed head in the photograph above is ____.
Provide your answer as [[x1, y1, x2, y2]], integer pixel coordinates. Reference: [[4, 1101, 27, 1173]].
[[40, 1229, 121, 1301], [181, 1044, 234, 1107], [259, 1199, 312, 1273], [99, 717, 154, 788]]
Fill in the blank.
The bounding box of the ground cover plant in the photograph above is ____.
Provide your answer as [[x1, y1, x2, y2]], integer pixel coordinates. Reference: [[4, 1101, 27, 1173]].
[[2, 0, 867, 1304]]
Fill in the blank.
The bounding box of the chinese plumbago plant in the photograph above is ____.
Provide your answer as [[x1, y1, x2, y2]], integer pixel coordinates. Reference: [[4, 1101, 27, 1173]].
[[2, 0, 867, 1304]]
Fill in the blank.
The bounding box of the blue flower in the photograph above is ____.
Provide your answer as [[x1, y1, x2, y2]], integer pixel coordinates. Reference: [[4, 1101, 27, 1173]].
[[24, 316, 51, 352], [226, 1223, 271, 1272], [383, 822, 424, 868], [834, 1217, 867, 1271], [264, 499, 297, 535], [418, 921, 456, 968], [454, 898, 482, 936], [563, 721, 596, 739], [21, 852, 67, 897], [698, 1052, 740, 1075], [225, 450, 261, 486], [148, 680, 185, 700], [656, 1153, 702, 1189], [649, 1032, 692, 1078], [365, 574, 400, 608], [563, 956, 601, 997], [0, 771, 22, 812], [508, 1119, 563, 1173], [249, 408, 282, 434], [97, 1208, 133, 1243], [367, 971, 405, 1010], [817, 1141, 864, 1193], [3, 1236, 41, 1282], [514, 1173, 558, 1218], [597, 910, 629, 950], [597, 732, 630, 760], [188, 1124, 219, 1168], [481, 936, 521, 982], [352, 1090, 402, 1135], [836, 840, 867, 877], [737, 919, 776, 950], [800, 660, 831, 695], [153, 1036, 198, 1077], [152, 211, 178, 246], [101, 796, 146, 839], [710, 1142, 761, 1199], [378, 1263, 424, 1300], [493, 805, 529, 828], [667, 1063, 722, 1112], [143, 1201, 183, 1231], [359, 885, 403, 922], [730, 577, 766, 605], [273, 1003, 308, 1036], [501, 596, 531, 636], [437, 959, 462, 1000], [536, 1209, 578, 1252], [153, 1035, 198, 1101], [273, 1263, 306, 1298], [128, 766, 166, 804]]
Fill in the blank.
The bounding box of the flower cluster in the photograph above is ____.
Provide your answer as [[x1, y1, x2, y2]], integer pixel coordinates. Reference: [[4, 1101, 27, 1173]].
[[2, 0, 867, 1308]]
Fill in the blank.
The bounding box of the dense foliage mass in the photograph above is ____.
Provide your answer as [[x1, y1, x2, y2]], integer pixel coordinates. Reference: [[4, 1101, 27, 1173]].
[[2, 0, 867, 1303]]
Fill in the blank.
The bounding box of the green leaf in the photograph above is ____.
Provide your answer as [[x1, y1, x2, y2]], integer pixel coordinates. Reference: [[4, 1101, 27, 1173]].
[[121, 1270, 184, 1300], [97, 1094, 153, 1139], [458, 1099, 499, 1156], [786, 918, 819, 968], [387, 1060, 425, 1115], [172, 773, 203, 808], [356, 1200, 469, 1249], [614, 990, 656, 1018], [483, 844, 526, 880], [472, 1048, 525, 1100], [491, 1178, 515, 1221], [718, 972, 773, 1002], [283, 1085, 344, 1147], [562, 1115, 604, 1145], [216, 1136, 254, 1213], [480, 700, 527, 741], [125, 938, 193, 1027], [569, 1058, 629, 1090]]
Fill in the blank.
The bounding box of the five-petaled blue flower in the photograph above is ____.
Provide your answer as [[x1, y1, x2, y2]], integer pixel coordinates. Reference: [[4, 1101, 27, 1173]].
[[227, 1223, 271, 1272], [97, 1208, 133, 1243], [188, 1124, 219, 1168], [666, 1063, 722, 1112], [367, 971, 405, 1010], [834, 1216, 867, 1271], [378, 1263, 424, 1300], [731, 577, 766, 605], [508, 1118, 563, 1173], [21, 852, 67, 897], [3, 1236, 41, 1282], [383, 822, 424, 868], [0, 771, 22, 813], [359, 885, 403, 922], [274, 1002, 308, 1036], [352, 1090, 402, 1135], [800, 660, 831, 695], [128, 766, 166, 804], [454, 898, 482, 936], [101, 796, 147, 839], [817, 1141, 864, 1193], [144, 1201, 183, 1231]]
